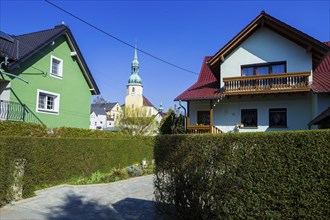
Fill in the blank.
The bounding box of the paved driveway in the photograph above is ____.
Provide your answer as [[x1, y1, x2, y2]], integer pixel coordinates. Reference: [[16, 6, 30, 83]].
[[0, 175, 163, 220]]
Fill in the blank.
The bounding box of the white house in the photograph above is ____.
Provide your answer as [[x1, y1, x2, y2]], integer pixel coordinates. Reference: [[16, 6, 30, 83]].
[[90, 102, 122, 130], [90, 107, 107, 130], [175, 11, 330, 133]]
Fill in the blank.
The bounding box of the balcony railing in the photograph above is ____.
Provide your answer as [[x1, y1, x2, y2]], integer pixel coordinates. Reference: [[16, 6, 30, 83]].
[[187, 125, 223, 134], [223, 72, 311, 95], [0, 100, 27, 122]]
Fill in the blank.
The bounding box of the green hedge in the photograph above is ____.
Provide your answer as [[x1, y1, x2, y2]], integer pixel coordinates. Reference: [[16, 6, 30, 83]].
[[51, 127, 129, 138], [0, 136, 153, 206], [0, 121, 129, 138], [154, 130, 330, 219], [0, 121, 47, 137]]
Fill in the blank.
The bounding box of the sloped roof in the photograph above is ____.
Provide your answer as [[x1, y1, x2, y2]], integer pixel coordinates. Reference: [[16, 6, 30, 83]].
[[0, 31, 19, 60], [143, 96, 155, 108], [308, 107, 330, 126], [91, 102, 118, 111], [91, 107, 107, 116], [208, 11, 330, 79], [0, 25, 100, 95], [312, 42, 330, 93], [175, 56, 222, 101]]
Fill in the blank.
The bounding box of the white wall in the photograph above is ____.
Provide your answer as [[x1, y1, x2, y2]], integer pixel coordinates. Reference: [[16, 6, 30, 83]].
[[189, 93, 314, 133], [220, 27, 312, 87], [90, 112, 107, 130]]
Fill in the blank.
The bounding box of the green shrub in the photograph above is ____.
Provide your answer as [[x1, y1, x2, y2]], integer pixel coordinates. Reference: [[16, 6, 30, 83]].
[[51, 127, 129, 138], [154, 130, 330, 219], [0, 136, 153, 206], [0, 121, 47, 137]]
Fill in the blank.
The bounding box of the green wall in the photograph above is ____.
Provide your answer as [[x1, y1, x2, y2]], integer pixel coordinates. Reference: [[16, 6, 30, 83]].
[[7, 36, 92, 128]]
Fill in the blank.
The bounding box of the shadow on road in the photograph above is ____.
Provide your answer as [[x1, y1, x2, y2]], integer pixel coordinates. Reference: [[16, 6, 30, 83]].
[[47, 193, 163, 220]]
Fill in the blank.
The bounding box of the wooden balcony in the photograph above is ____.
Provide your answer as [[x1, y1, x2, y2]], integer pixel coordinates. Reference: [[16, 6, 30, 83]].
[[187, 125, 223, 134], [223, 72, 311, 95]]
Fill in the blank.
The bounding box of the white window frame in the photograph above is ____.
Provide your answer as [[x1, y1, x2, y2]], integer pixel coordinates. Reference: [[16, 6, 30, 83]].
[[36, 89, 60, 114], [50, 55, 63, 79]]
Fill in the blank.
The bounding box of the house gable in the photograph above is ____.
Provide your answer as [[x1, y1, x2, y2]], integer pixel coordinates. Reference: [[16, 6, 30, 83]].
[[0, 25, 100, 128], [0, 25, 100, 95], [220, 27, 313, 88], [208, 11, 330, 79]]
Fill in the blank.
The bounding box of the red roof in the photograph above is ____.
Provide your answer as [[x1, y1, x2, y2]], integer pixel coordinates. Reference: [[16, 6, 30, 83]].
[[175, 56, 222, 101], [143, 96, 155, 108], [312, 42, 330, 93]]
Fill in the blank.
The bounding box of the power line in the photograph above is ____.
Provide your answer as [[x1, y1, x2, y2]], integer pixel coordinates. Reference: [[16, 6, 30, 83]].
[[43, 0, 199, 75]]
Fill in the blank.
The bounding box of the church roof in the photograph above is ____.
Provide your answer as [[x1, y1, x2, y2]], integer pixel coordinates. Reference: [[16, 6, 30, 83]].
[[128, 47, 142, 85], [143, 96, 155, 108], [128, 73, 142, 85]]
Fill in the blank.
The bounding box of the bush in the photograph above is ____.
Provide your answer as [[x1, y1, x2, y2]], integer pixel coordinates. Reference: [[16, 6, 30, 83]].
[[51, 127, 129, 138], [0, 121, 47, 137], [0, 136, 153, 206], [154, 130, 330, 219]]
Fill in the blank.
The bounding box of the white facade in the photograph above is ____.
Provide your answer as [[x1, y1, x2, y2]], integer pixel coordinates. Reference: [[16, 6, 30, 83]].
[[189, 93, 320, 133], [188, 28, 329, 132], [89, 111, 107, 130], [220, 28, 312, 87]]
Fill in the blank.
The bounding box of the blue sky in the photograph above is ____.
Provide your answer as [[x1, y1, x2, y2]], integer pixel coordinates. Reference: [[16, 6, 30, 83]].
[[1, 0, 329, 111]]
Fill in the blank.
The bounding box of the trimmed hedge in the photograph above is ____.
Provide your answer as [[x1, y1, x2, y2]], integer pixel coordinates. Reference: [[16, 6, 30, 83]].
[[0, 121, 47, 137], [0, 136, 153, 206], [0, 121, 128, 138], [51, 127, 130, 138], [154, 130, 330, 219]]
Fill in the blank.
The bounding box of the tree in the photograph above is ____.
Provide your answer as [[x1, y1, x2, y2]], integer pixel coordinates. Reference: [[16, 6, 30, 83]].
[[116, 106, 158, 136], [92, 95, 108, 104], [159, 108, 185, 134]]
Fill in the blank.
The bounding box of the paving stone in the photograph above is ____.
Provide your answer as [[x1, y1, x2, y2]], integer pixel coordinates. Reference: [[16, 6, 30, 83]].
[[0, 175, 162, 220]]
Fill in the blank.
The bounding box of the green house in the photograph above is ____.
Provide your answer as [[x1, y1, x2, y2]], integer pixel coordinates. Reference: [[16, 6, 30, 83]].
[[0, 24, 100, 128]]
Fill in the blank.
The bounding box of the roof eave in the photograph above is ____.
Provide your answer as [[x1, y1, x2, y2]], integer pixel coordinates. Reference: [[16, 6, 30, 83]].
[[209, 11, 330, 74], [63, 29, 100, 95], [7, 27, 68, 71], [6, 26, 100, 95]]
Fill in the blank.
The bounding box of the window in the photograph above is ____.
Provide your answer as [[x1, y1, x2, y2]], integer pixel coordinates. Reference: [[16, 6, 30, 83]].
[[132, 87, 135, 93], [50, 56, 63, 78], [36, 90, 60, 114], [242, 67, 254, 76], [269, 108, 287, 128], [241, 61, 286, 76], [197, 111, 210, 125], [241, 109, 258, 127]]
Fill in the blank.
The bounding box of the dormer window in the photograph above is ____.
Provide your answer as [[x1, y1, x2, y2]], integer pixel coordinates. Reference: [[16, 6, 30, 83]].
[[241, 61, 286, 76]]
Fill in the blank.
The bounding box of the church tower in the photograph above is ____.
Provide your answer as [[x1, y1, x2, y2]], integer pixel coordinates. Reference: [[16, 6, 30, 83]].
[[125, 47, 143, 109]]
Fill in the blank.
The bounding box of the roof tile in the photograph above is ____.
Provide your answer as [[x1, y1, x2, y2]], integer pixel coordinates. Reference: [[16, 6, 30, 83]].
[[312, 42, 330, 93], [175, 56, 222, 101]]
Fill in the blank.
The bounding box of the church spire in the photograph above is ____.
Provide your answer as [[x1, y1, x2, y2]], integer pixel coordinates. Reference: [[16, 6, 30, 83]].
[[131, 46, 139, 74], [128, 46, 142, 85]]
